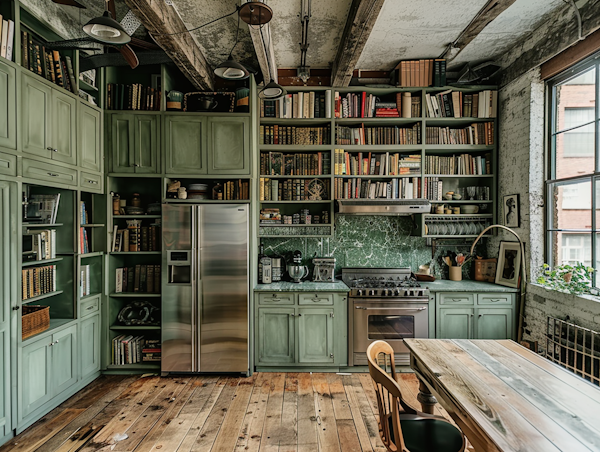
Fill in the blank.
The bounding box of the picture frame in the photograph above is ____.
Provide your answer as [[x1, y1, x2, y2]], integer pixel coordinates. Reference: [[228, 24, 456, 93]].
[[503, 194, 520, 228], [495, 241, 522, 288]]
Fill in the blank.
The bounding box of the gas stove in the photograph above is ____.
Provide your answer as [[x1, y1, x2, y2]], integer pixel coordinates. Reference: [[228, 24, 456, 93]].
[[341, 267, 429, 299]]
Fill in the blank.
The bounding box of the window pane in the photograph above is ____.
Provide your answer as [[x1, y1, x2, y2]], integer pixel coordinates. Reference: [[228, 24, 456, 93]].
[[550, 231, 592, 267], [549, 180, 592, 230], [555, 68, 596, 132]]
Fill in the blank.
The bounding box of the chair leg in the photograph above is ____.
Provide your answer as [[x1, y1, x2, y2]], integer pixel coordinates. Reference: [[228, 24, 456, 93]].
[[416, 379, 438, 415]]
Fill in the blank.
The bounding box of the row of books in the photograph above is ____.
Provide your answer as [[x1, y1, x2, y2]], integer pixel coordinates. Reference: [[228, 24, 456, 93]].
[[392, 59, 446, 87], [259, 178, 329, 202], [0, 18, 15, 62], [115, 265, 161, 294], [79, 227, 90, 254], [425, 90, 497, 118], [80, 264, 91, 298], [334, 150, 421, 176], [261, 92, 332, 118], [111, 222, 161, 252], [21, 30, 77, 94], [106, 83, 161, 111], [27, 193, 61, 224], [220, 180, 250, 200], [335, 124, 422, 146], [112, 336, 161, 365], [80, 201, 91, 225], [260, 152, 331, 176], [334, 177, 420, 200], [423, 177, 445, 201], [260, 125, 331, 145], [424, 153, 492, 175], [22, 265, 57, 300], [24, 229, 57, 260], [425, 123, 494, 145]]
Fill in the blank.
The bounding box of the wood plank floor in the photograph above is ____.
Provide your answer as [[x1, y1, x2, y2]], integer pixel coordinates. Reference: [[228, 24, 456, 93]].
[[0, 373, 473, 452]]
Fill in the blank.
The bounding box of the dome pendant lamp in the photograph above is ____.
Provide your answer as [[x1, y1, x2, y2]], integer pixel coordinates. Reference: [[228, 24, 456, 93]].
[[83, 10, 131, 45], [258, 79, 286, 100], [214, 12, 250, 80]]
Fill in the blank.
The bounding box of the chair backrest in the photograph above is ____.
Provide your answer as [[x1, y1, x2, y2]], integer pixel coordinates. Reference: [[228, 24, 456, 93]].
[[366, 340, 411, 452]]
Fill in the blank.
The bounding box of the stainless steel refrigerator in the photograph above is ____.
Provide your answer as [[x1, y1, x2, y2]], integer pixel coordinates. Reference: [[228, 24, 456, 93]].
[[162, 203, 249, 374]]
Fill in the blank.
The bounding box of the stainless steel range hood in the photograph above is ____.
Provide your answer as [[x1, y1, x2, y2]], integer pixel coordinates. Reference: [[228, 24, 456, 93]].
[[337, 199, 431, 215]]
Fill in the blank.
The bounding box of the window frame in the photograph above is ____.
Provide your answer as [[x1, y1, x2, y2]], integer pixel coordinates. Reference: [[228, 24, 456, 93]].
[[546, 52, 600, 285]]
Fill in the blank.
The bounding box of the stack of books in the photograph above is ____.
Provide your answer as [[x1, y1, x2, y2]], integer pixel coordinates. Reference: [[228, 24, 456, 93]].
[[22, 265, 57, 300], [261, 152, 330, 176], [106, 83, 161, 111], [80, 265, 91, 298], [260, 208, 282, 224], [334, 150, 421, 176], [260, 125, 331, 145], [28, 194, 60, 224], [112, 335, 159, 365], [0, 18, 15, 62], [24, 229, 56, 260], [335, 124, 421, 145], [142, 339, 161, 362], [115, 265, 161, 293], [261, 92, 331, 118], [112, 222, 161, 252], [392, 59, 446, 87], [334, 178, 420, 200], [425, 90, 498, 118], [425, 123, 494, 145]]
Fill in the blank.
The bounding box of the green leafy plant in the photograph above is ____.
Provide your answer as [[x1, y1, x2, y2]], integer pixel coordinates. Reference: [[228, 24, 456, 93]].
[[536, 262, 595, 295]]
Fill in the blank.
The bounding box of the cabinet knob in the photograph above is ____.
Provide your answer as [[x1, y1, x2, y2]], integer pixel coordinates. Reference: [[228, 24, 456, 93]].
[[12, 306, 19, 311], [46, 147, 53, 151], [53, 149, 58, 152], [87, 180, 98, 184], [86, 306, 94, 310], [133, 164, 140, 167], [47, 173, 58, 177]]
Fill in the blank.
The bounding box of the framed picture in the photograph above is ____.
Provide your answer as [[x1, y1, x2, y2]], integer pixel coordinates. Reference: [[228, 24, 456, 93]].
[[503, 194, 520, 228], [495, 241, 522, 288]]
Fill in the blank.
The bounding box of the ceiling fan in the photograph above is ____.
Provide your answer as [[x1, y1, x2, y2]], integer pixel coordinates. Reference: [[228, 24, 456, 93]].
[[47, 0, 157, 69]]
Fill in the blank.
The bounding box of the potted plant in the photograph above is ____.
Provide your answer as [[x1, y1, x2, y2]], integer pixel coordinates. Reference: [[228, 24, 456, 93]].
[[536, 262, 595, 295]]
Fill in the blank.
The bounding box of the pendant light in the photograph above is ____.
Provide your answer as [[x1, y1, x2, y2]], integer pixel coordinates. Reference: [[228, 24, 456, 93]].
[[83, 10, 131, 45], [258, 24, 285, 100], [214, 12, 250, 80]]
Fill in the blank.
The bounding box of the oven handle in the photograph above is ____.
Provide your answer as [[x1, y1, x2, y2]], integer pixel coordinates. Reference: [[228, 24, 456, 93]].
[[355, 306, 427, 311]]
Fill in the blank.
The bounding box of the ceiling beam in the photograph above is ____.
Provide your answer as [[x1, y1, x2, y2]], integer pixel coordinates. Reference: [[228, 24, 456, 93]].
[[443, 0, 517, 63], [248, 23, 277, 84], [331, 0, 386, 87], [123, 0, 214, 90]]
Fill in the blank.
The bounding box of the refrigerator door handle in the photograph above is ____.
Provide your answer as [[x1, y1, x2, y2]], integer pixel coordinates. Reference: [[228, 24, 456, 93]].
[[195, 205, 203, 372], [191, 205, 197, 371]]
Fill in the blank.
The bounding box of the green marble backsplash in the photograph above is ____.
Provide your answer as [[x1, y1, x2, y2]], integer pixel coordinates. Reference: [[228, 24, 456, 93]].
[[261, 215, 483, 280]]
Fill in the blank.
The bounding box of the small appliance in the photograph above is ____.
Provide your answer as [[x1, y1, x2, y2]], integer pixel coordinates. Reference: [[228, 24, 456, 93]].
[[271, 256, 284, 282], [312, 257, 336, 282], [287, 250, 308, 283]]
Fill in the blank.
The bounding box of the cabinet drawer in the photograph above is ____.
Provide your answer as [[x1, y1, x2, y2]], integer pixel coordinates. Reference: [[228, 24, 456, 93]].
[[437, 293, 475, 305], [22, 159, 77, 186], [0, 152, 16, 176], [477, 293, 512, 305], [258, 292, 295, 305], [80, 172, 103, 192], [298, 293, 333, 305], [80, 295, 100, 317]]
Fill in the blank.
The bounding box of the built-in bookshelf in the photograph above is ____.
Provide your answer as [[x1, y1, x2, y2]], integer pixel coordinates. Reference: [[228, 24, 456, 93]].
[[257, 85, 498, 239]]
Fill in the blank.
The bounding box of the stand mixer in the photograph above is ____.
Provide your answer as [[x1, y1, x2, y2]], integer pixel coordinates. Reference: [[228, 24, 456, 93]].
[[287, 250, 309, 283]]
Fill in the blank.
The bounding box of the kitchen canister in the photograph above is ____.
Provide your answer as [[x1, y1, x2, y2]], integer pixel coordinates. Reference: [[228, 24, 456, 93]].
[[166, 90, 184, 111], [235, 87, 250, 113]]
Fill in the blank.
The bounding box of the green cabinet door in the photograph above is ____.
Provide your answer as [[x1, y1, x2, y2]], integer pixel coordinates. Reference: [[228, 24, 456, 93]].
[[164, 116, 206, 174], [52, 91, 77, 165], [19, 337, 52, 419], [110, 114, 135, 173], [207, 117, 250, 175], [21, 73, 52, 159], [476, 308, 513, 340], [257, 307, 295, 364], [78, 103, 102, 172], [52, 325, 78, 396], [134, 115, 159, 173], [297, 308, 334, 364], [80, 314, 100, 379], [437, 308, 473, 339], [0, 60, 16, 152]]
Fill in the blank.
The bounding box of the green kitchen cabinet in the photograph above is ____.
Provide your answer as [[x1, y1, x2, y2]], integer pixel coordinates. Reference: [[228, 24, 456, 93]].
[[476, 308, 513, 340], [21, 73, 77, 165], [164, 116, 206, 174], [207, 117, 250, 175], [78, 103, 102, 173], [435, 292, 516, 340], [437, 308, 473, 339], [257, 307, 295, 364], [255, 291, 348, 368], [109, 113, 159, 173], [18, 324, 79, 422], [297, 308, 334, 364], [0, 60, 16, 153], [80, 314, 101, 379]]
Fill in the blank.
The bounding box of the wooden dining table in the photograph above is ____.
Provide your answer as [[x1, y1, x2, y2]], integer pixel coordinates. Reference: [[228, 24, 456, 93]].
[[403, 339, 600, 452]]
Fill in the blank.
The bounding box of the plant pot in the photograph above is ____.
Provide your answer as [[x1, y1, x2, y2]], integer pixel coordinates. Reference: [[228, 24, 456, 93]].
[[449, 266, 462, 281]]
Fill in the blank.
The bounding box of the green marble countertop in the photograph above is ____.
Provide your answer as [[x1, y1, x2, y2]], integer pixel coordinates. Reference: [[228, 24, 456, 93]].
[[421, 280, 519, 292], [254, 281, 350, 292]]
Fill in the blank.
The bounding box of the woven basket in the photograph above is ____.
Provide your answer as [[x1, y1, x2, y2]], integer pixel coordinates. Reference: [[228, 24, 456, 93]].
[[22, 305, 50, 340]]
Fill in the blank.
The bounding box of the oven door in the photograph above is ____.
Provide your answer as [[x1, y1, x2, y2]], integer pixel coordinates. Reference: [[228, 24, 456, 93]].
[[352, 300, 428, 365]]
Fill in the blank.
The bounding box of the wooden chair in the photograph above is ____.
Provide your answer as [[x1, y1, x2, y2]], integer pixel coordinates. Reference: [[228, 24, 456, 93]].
[[366, 340, 466, 452]]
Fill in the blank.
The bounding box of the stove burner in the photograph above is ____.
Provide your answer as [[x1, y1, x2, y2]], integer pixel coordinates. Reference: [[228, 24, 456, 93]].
[[342, 268, 429, 299]]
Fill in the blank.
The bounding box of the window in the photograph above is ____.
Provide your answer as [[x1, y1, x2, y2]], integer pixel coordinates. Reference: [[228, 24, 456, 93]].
[[547, 55, 599, 285]]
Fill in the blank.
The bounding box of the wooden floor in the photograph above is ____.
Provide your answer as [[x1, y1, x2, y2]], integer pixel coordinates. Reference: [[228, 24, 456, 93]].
[[0, 372, 470, 452]]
